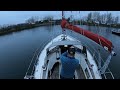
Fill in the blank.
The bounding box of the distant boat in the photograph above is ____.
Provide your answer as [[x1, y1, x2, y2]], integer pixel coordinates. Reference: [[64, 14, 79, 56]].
[[112, 29, 120, 36], [24, 11, 116, 79]]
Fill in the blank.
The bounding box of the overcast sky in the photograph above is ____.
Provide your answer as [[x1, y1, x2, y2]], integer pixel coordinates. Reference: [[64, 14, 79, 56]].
[[0, 11, 120, 26]]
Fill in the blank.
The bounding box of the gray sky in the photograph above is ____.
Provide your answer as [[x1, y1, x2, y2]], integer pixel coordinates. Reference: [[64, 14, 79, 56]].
[[0, 11, 120, 26]]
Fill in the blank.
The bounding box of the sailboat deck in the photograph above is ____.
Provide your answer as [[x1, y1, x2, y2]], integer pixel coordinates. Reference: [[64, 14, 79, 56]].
[[43, 51, 86, 79]]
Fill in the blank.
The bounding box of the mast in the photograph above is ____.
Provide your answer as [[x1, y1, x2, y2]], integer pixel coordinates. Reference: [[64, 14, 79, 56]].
[[61, 11, 66, 40]]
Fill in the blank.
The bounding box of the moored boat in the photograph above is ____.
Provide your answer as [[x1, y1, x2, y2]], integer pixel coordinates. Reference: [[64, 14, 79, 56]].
[[112, 29, 120, 36]]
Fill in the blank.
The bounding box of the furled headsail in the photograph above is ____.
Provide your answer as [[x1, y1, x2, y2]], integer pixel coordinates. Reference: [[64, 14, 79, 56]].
[[61, 18, 113, 52]]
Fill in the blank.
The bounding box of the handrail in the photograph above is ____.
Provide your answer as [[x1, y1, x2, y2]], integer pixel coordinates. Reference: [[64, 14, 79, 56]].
[[24, 38, 52, 79], [24, 48, 40, 79], [73, 34, 114, 79], [84, 42, 114, 79], [24, 41, 44, 79]]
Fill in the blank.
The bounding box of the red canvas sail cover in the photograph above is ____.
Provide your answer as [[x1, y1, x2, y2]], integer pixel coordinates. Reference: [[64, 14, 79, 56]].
[[61, 19, 113, 52]]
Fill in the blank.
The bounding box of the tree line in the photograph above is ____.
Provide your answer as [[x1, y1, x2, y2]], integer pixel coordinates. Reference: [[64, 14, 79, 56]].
[[0, 16, 59, 35], [81, 12, 119, 27]]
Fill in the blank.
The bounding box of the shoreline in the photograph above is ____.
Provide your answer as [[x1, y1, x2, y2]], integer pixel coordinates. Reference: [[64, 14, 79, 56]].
[[0, 23, 58, 36], [0, 21, 120, 36]]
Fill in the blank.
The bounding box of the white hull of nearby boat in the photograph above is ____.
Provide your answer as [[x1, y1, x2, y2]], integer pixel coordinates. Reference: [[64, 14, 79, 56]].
[[34, 34, 102, 79]]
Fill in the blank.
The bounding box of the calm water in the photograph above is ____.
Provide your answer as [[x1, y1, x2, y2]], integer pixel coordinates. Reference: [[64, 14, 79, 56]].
[[0, 25, 119, 79]]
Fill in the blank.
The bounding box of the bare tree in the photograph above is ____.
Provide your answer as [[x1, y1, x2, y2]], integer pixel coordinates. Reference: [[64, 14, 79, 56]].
[[0, 25, 2, 29], [26, 16, 39, 24], [114, 16, 119, 24], [106, 13, 113, 25], [87, 12, 92, 23], [43, 15, 54, 22], [85, 11, 119, 27], [100, 14, 107, 24], [91, 12, 101, 24]]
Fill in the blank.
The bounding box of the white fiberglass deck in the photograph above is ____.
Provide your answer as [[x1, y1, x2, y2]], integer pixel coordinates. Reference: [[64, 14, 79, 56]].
[[34, 34, 101, 79]]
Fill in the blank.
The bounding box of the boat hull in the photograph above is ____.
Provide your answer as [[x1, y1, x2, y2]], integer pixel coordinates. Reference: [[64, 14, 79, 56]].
[[112, 31, 120, 36]]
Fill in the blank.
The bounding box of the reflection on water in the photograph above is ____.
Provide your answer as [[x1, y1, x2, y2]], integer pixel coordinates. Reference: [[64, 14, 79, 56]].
[[0, 25, 119, 79]]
